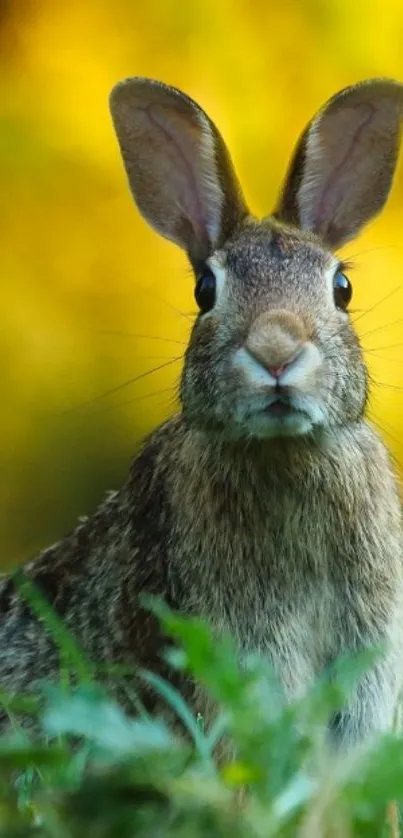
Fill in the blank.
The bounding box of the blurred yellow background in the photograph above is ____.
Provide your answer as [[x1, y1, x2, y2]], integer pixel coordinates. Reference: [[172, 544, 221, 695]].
[[3, 0, 403, 567]]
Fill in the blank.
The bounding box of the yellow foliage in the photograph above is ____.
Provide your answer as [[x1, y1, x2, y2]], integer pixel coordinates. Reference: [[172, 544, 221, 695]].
[[2, 0, 403, 564]]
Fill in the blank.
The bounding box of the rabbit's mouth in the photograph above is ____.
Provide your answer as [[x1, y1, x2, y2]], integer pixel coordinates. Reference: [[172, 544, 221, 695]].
[[262, 397, 308, 422], [263, 399, 297, 418], [245, 394, 320, 438], [234, 391, 326, 439]]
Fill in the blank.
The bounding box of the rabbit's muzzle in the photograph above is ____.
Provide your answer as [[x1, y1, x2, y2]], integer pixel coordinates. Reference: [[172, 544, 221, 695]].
[[233, 309, 324, 438]]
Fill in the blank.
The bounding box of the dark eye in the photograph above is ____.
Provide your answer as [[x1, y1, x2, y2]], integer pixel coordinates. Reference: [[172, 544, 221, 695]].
[[333, 271, 352, 310], [195, 269, 216, 313]]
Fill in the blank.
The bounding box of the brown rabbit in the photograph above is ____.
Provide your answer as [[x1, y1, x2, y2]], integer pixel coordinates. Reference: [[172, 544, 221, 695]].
[[1, 77, 403, 749]]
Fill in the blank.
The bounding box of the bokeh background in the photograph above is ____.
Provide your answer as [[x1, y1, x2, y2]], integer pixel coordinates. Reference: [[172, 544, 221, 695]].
[[3, 0, 403, 567]]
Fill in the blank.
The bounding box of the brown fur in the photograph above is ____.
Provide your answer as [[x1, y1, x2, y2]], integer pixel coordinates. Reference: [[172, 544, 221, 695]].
[[2, 78, 403, 748]]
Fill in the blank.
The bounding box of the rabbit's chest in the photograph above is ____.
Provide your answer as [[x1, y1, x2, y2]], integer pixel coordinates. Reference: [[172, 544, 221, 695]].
[[210, 519, 331, 633], [177, 484, 338, 654], [190, 479, 333, 581], [179, 508, 335, 698]]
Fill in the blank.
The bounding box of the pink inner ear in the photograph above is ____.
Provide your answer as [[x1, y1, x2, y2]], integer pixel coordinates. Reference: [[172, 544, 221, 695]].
[[298, 99, 397, 242], [313, 104, 377, 226], [133, 101, 222, 249], [143, 104, 210, 237]]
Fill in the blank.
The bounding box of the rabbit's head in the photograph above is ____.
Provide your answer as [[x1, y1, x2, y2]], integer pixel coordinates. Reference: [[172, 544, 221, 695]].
[[110, 78, 403, 440]]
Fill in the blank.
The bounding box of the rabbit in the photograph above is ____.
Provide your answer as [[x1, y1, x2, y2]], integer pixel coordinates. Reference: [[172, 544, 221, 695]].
[[1, 76, 403, 751]]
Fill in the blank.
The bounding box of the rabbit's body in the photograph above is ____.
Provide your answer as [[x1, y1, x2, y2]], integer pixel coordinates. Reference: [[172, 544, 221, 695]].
[[1, 407, 402, 745], [2, 77, 403, 748]]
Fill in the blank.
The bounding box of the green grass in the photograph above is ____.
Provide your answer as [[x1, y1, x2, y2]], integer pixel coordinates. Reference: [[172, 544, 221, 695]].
[[0, 582, 402, 836]]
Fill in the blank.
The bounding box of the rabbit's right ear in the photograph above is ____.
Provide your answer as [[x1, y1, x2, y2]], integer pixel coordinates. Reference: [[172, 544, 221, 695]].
[[275, 79, 403, 248], [109, 78, 248, 262]]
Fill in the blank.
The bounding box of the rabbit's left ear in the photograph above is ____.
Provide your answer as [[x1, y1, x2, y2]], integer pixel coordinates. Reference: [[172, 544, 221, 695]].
[[275, 79, 403, 248]]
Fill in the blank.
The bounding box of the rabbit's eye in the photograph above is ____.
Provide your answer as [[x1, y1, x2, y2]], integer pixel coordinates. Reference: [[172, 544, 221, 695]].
[[195, 270, 216, 313], [333, 271, 352, 310]]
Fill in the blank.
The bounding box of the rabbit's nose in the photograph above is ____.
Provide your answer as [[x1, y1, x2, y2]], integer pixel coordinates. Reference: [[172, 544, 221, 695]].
[[246, 348, 303, 383], [258, 356, 301, 381], [245, 310, 306, 378]]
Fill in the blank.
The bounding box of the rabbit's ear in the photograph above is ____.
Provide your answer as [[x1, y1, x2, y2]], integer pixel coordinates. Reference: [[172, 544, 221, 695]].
[[275, 79, 403, 248], [109, 78, 248, 261]]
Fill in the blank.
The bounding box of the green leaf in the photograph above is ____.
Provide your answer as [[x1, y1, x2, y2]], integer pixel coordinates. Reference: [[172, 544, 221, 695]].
[[138, 669, 215, 766], [43, 687, 176, 757]]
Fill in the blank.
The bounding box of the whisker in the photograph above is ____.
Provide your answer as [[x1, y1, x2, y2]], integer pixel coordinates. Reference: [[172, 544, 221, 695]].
[[148, 295, 194, 324], [369, 367, 403, 392], [119, 388, 179, 415], [363, 341, 403, 353], [364, 351, 403, 364], [359, 316, 403, 342], [94, 330, 187, 346], [319, 284, 403, 348], [72, 385, 179, 419], [350, 284, 403, 330], [128, 276, 195, 324], [109, 355, 186, 361], [57, 357, 183, 417], [342, 243, 403, 261], [366, 413, 403, 456], [370, 380, 403, 392]]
